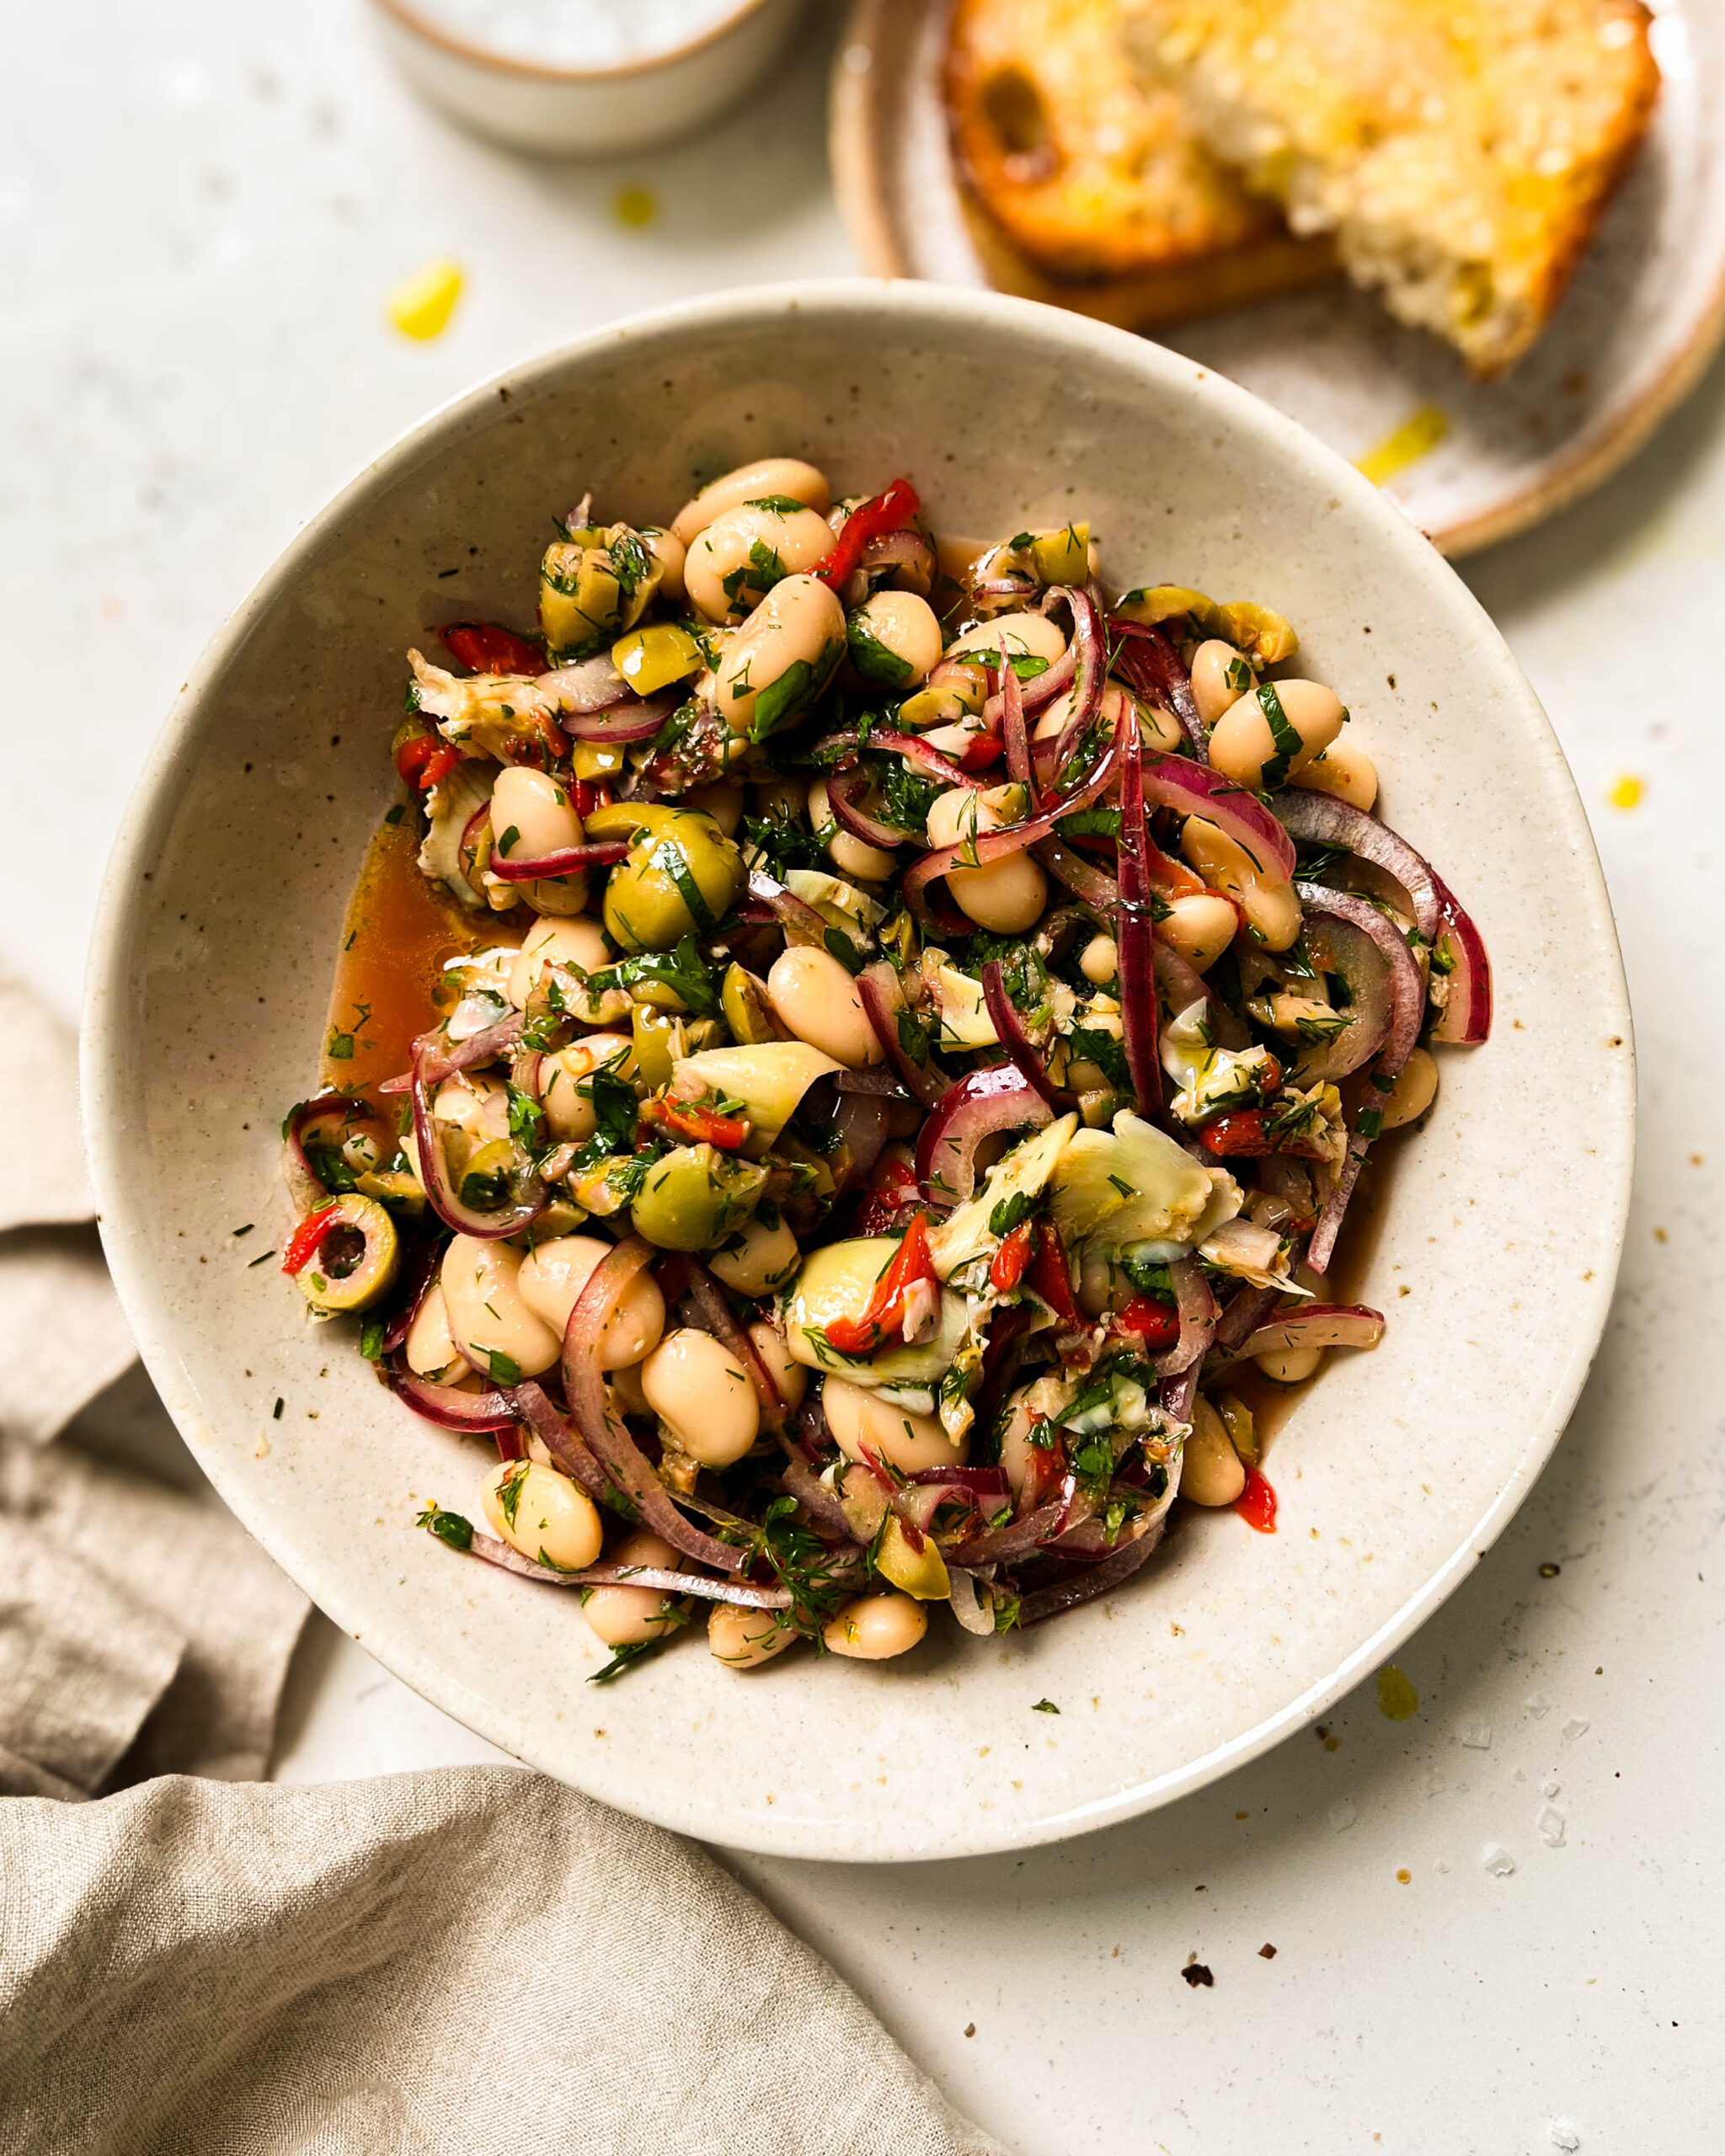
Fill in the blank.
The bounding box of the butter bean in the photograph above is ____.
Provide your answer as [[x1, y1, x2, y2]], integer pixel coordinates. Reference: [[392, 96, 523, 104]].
[[1208, 679, 1345, 793], [582, 1529, 681, 1647], [538, 1033, 631, 1143], [822, 1375, 967, 1475], [1179, 1396, 1247, 1507], [714, 575, 846, 737], [823, 1592, 927, 1660], [1377, 1046, 1438, 1131], [483, 1459, 602, 1571], [516, 1235, 665, 1369], [766, 945, 883, 1068], [671, 458, 830, 547], [441, 1235, 561, 1380], [641, 1327, 760, 1467], [1297, 734, 1379, 812], [709, 1601, 794, 1668], [685, 504, 835, 624]]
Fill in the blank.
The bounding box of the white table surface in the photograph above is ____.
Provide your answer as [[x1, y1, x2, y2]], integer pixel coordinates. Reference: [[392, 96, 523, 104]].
[[8, 5, 1722, 2150]]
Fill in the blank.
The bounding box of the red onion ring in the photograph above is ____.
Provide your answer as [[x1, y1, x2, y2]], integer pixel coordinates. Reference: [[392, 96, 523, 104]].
[[561, 1235, 742, 1572], [1143, 752, 1297, 883], [1430, 873, 1493, 1044], [1110, 617, 1204, 755], [380, 1233, 444, 1357], [510, 1379, 617, 1513], [1152, 1256, 1215, 1378], [537, 655, 629, 712], [980, 959, 1076, 1114], [409, 1038, 544, 1239], [1275, 787, 1441, 942], [450, 1525, 794, 1606], [386, 1354, 518, 1433], [1031, 587, 1104, 784], [379, 1011, 526, 1097], [488, 839, 631, 883], [1032, 836, 1117, 923], [779, 1456, 858, 1542], [825, 764, 915, 851], [1211, 1282, 1281, 1354], [682, 1260, 787, 1430], [915, 1065, 1053, 1206], [1213, 1304, 1386, 1364], [997, 630, 1033, 790], [1151, 941, 1247, 1050], [283, 1092, 380, 1211], [857, 962, 953, 1110], [1115, 715, 1163, 1116], [950, 1497, 1068, 1566], [1294, 883, 1424, 1081], [865, 729, 985, 793], [1017, 1514, 1167, 1626]]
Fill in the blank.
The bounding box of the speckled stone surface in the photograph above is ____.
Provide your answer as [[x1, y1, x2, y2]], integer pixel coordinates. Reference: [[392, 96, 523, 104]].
[[8, 4, 1722, 2148]]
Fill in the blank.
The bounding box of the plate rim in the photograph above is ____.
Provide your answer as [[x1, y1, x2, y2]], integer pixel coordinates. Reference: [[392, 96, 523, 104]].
[[829, 0, 1725, 561], [82, 276, 1637, 1860]]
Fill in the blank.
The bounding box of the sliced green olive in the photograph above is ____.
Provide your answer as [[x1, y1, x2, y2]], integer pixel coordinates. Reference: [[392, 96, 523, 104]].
[[602, 812, 744, 953], [630, 1143, 767, 1252], [1029, 521, 1090, 585], [721, 963, 781, 1046], [571, 739, 628, 783], [294, 1194, 399, 1315], [612, 622, 706, 696]]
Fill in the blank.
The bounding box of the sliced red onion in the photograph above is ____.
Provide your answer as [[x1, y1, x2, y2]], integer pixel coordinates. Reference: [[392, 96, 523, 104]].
[[865, 729, 985, 792], [969, 1302, 1038, 1444], [947, 1567, 998, 1636], [832, 1089, 892, 1182], [905, 714, 1121, 933], [381, 1234, 444, 1357], [1211, 1282, 1281, 1354], [1275, 788, 1441, 942], [969, 574, 1036, 606], [386, 1355, 518, 1433], [951, 1497, 1067, 1566], [537, 655, 629, 712], [410, 1039, 543, 1239], [1031, 587, 1104, 783], [740, 869, 830, 947], [1143, 753, 1297, 883], [561, 1235, 742, 1572], [1150, 940, 1247, 1050], [980, 960, 1076, 1113], [1033, 836, 1118, 923], [1293, 883, 1424, 1082], [779, 1457, 857, 1542], [1215, 1304, 1386, 1364], [510, 1380, 616, 1511], [1110, 617, 1204, 755], [1161, 1364, 1202, 1422], [1430, 873, 1493, 1044], [1152, 1256, 1215, 1378], [826, 764, 915, 851], [997, 631, 1033, 789], [559, 690, 680, 744], [915, 1065, 1054, 1206], [857, 962, 953, 1110], [1018, 1513, 1168, 1626], [379, 1011, 526, 1097], [682, 1261, 787, 1429], [452, 1526, 794, 1606], [488, 839, 631, 883], [1115, 717, 1163, 1115], [283, 1093, 378, 1211]]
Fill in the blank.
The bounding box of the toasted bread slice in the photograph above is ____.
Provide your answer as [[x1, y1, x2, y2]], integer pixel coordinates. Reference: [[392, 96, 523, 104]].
[[1124, 0, 1661, 373], [945, 0, 1335, 314]]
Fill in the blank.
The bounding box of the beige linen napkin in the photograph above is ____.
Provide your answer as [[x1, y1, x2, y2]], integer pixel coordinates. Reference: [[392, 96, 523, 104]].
[[0, 1766, 1007, 2156]]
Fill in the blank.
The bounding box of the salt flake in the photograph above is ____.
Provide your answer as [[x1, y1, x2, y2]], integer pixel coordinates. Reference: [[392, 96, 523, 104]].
[[1562, 1716, 1591, 1744], [1536, 1804, 1567, 1849], [1481, 1843, 1516, 1876], [1525, 1691, 1551, 1717], [1328, 1798, 1358, 1833], [1541, 1777, 1561, 1799], [1549, 2119, 1582, 2151], [1458, 1716, 1493, 1750]]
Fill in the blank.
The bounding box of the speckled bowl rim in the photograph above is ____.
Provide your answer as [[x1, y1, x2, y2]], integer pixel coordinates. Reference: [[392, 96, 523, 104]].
[[83, 280, 1635, 1860]]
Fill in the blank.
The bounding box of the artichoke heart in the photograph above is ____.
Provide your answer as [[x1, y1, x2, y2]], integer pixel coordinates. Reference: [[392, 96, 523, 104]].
[[1049, 1110, 1233, 1258]]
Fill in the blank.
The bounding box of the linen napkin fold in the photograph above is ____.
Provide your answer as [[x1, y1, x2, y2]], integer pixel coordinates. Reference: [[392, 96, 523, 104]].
[[0, 1766, 1007, 2156]]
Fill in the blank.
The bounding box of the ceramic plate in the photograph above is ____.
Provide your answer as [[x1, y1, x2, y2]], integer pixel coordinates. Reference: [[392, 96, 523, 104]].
[[832, 0, 1725, 557], [84, 283, 1633, 1860]]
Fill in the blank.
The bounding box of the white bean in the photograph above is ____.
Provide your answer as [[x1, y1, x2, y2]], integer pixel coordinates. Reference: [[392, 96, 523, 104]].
[[507, 914, 612, 1009], [1208, 679, 1345, 793], [516, 1235, 665, 1369], [708, 1211, 801, 1299], [1298, 734, 1379, 811], [643, 527, 686, 605], [1180, 1396, 1247, 1507], [582, 1529, 681, 1647], [670, 458, 830, 547], [747, 1318, 807, 1409], [1181, 817, 1301, 952], [709, 1601, 794, 1668], [685, 504, 835, 623], [1158, 891, 1239, 973], [641, 1327, 761, 1467], [538, 1033, 631, 1143], [766, 945, 883, 1069], [441, 1235, 562, 1380], [849, 590, 943, 686], [996, 1389, 1048, 1508], [809, 778, 895, 881], [923, 783, 1046, 935], [483, 1459, 602, 1571], [945, 611, 1067, 666], [823, 1592, 927, 1660], [1189, 638, 1255, 727], [1378, 1046, 1438, 1131], [714, 575, 846, 736], [821, 1375, 967, 1475], [1080, 933, 1119, 985], [403, 1281, 463, 1380], [432, 1070, 509, 1145]]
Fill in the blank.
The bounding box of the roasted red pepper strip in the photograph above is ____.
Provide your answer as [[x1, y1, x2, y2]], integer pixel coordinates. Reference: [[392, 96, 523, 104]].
[[989, 1219, 1035, 1295], [280, 1201, 340, 1278], [1236, 1465, 1277, 1533], [571, 778, 613, 819], [855, 1157, 921, 1236], [823, 1212, 938, 1356], [395, 733, 461, 792], [1026, 1219, 1082, 1332], [638, 1097, 750, 1151], [1114, 1294, 1180, 1350], [1201, 1109, 1323, 1161], [813, 477, 921, 592], [441, 621, 546, 676]]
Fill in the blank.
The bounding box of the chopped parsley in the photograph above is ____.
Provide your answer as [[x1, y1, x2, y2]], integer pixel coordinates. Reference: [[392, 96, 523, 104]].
[[417, 1502, 474, 1552]]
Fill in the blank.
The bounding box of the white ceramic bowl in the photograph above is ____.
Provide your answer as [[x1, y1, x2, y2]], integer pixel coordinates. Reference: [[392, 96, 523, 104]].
[[83, 283, 1634, 1861], [368, 0, 805, 157]]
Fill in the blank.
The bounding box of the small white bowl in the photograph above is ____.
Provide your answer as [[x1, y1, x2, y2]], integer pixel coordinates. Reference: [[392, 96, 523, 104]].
[[369, 0, 805, 157], [84, 283, 1632, 1860]]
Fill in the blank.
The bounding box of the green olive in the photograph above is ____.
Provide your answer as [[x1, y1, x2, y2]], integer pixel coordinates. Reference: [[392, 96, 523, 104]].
[[540, 524, 667, 657], [721, 963, 780, 1045], [631, 1143, 767, 1252], [602, 812, 743, 953], [631, 1003, 680, 1087], [612, 622, 706, 696], [294, 1194, 399, 1315], [571, 739, 628, 783], [1029, 521, 1090, 585]]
